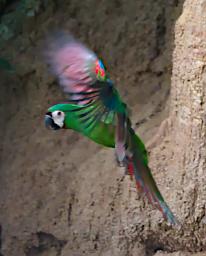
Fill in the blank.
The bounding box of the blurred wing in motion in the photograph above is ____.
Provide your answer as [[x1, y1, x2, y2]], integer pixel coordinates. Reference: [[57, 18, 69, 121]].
[[45, 32, 109, 104], [45, 32, 128, 160]]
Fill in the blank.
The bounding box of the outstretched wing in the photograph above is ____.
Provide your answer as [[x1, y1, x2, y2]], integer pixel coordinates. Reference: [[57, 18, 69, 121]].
[[45, 32, 128, 162], [46, 33, 124, 120], [45, 32, 107, 101]]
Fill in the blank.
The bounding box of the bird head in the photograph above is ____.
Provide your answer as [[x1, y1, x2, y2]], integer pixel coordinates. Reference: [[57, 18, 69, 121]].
[[44, 104, 69, 130]]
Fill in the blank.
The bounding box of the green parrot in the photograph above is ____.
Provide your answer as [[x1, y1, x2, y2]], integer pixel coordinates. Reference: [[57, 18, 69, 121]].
[[44, 32, 179, 226]]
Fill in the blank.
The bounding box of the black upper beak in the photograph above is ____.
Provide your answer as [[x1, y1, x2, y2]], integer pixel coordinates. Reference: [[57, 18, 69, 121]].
[[44, 112, 61, 130]]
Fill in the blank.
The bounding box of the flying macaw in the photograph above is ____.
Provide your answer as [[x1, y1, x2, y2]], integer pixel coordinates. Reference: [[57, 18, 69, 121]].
[[44, 32, 179, 226]]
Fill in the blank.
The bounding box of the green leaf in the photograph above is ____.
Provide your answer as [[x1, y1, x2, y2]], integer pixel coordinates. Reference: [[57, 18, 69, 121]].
[[0, 58, 14, 72]]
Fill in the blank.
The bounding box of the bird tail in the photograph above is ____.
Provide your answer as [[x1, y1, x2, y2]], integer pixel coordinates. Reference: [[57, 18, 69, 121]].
[[126, 126, 180, 226]]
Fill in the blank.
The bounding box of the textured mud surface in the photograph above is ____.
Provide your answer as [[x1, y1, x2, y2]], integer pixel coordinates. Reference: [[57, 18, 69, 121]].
[[0, 0, 205, 256]]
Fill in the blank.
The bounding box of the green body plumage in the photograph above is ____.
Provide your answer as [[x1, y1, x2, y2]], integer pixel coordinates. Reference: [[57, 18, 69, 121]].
[[47, 102, 179, 225], [49, 103, 148, 165]]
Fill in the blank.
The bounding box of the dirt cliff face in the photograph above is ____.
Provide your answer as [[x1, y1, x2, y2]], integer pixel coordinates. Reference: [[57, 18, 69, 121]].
[[1, 1, 205, 256]]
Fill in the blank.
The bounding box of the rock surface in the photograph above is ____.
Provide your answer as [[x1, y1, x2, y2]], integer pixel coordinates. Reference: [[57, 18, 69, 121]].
[[0, 0, 205, 256]]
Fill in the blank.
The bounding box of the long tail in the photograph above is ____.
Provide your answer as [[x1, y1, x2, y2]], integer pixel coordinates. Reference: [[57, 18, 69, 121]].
[[126, 125, 179, 226]]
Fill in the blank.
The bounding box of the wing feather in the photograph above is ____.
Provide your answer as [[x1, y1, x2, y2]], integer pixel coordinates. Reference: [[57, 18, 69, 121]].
[[45, 32, 126, 136]]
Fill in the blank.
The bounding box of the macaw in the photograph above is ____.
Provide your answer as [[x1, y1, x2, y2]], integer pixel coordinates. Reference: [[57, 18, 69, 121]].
[[44, 32, 179, 226]]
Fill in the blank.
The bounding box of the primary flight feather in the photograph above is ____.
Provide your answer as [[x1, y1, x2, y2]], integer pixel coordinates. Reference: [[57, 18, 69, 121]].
[[44, 32, 179, 226]]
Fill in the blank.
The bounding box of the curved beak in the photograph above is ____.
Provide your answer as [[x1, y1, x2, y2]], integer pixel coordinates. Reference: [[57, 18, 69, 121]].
[[45, 112, 53, 129], [44, 112, 61, 130]]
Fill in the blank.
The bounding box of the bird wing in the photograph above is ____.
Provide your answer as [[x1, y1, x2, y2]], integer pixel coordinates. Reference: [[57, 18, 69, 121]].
[[45, 32, 128, 162]]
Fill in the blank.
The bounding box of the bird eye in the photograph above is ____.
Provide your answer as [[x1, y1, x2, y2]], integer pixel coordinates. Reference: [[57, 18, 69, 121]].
[[57, 111, 62, 116]]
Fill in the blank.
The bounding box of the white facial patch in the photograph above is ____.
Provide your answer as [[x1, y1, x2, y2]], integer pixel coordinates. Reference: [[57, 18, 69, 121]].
[[52, 111, 65, 128]]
